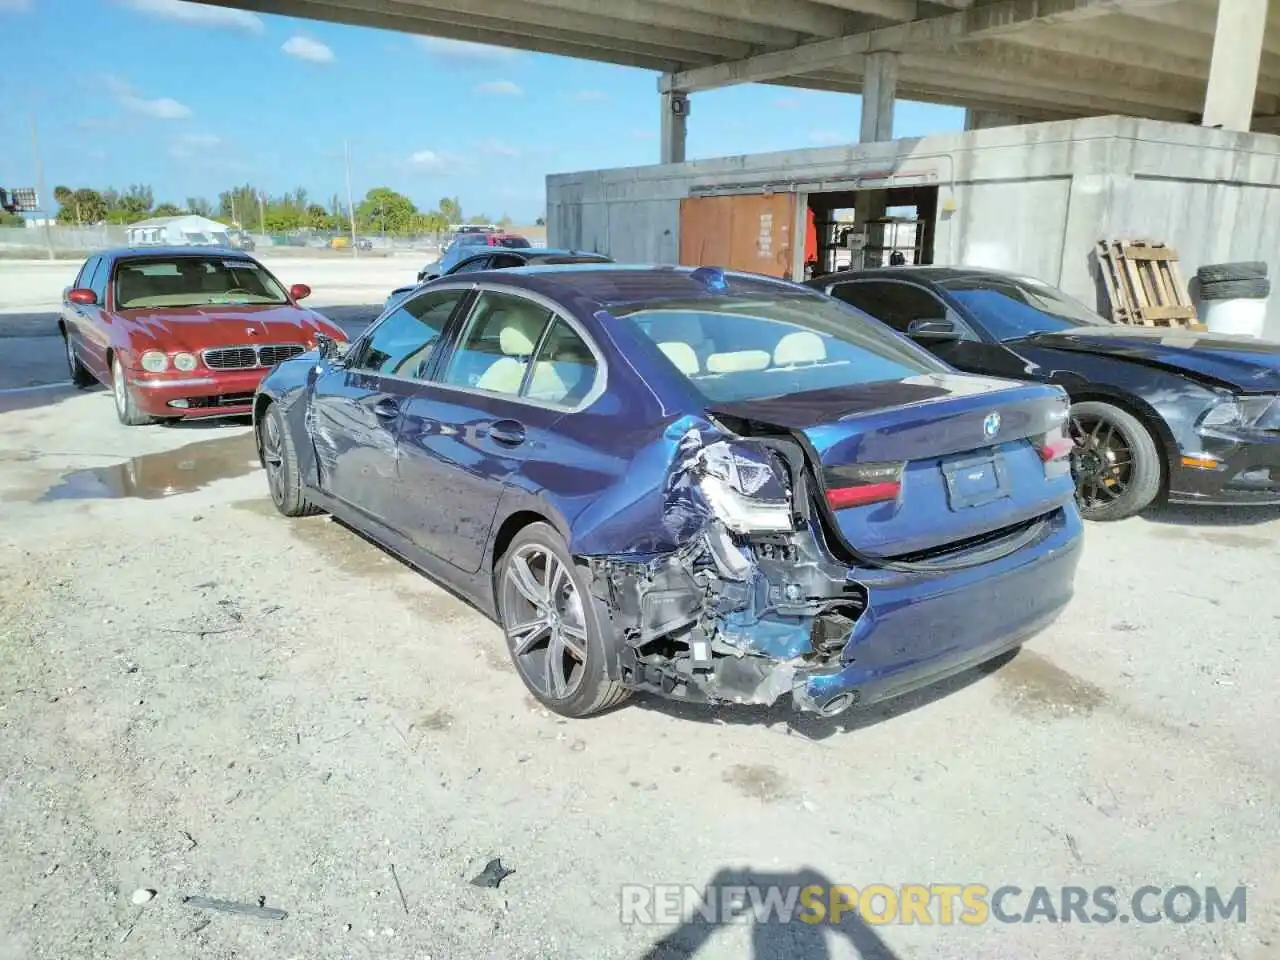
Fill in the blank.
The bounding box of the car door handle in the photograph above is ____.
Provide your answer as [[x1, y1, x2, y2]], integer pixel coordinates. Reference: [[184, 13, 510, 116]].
[[487, 419, 526, 446], [372, 398, 400, 420]]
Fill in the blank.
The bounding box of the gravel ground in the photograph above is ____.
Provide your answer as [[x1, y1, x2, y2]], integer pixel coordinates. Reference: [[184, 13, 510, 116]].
[[0, 260, 1278, 959]]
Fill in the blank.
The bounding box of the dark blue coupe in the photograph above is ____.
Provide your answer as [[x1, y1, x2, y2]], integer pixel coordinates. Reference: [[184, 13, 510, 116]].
[[253, 265, 1084, 719]]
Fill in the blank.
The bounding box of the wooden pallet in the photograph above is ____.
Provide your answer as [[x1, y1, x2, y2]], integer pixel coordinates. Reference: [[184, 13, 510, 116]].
[[1095, 240, 1203, 329]]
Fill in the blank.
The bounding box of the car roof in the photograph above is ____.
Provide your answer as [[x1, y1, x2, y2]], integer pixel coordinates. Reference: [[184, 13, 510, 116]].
[[459, 248, 609, 261], [813, 265, 1031, 286], [454, 264, 802, 309], [95, 246, 258, 262]]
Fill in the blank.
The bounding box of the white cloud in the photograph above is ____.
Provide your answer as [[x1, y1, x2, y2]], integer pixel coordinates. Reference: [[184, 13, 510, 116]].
[[169, 132, 220, 157], [282, 35, 334, 63], [117, 0, 264, 33], [414, 35, 515, 62], [474, 80, 522, 96], [479, 138, 519, 158], [808, 131, 849, 146], [103, 74, 193, 120], [408, 150, 450, 172], [572, 90, 608, 103]]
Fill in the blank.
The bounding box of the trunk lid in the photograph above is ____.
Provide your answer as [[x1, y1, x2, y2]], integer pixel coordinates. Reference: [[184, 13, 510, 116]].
[[712, 372, 1075, 559]]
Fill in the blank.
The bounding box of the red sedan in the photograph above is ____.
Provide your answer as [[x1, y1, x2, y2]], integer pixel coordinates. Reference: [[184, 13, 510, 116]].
[[60, 247, 347, 425]]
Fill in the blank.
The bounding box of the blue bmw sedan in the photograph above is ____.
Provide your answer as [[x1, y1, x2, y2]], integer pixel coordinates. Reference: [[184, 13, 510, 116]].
[[253, 265, 1083, 719]]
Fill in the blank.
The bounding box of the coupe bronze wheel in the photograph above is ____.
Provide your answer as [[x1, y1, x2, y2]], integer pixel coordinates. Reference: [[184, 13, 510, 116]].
[[1068, 400, 1162, 521]]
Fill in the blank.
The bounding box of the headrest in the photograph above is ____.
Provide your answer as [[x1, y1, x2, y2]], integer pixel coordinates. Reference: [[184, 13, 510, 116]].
[[774, 331, 827, 366], [496, 308, 545, 356], [706, 349, 772, 374], [658, 341, 699, 375]]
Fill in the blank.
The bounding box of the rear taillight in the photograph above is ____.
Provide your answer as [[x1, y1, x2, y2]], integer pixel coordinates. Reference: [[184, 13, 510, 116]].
[[823, 463, 904, 509], [1036, 425, 1073, 478]]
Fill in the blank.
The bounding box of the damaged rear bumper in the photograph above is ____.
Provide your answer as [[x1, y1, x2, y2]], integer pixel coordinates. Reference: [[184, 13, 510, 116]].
[[589, 505, 1082, 717]]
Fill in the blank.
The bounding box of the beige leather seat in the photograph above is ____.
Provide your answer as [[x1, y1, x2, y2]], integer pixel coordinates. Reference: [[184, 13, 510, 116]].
[[658, 341, 699, 376], [773, 331, 827, 367], [475, 308, 568, 400], [706, 349, 772, 374]]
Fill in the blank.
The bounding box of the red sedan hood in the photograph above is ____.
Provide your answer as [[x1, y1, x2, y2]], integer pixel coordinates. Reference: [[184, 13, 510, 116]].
[[121, 304, 338, 351]]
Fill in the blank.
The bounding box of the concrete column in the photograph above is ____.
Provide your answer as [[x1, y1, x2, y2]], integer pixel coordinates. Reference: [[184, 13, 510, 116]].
[[1202, 0, 1268, 131], [661, 85, 689, 165], [860, 52, 898, 143], [964, 109, 1026, 131]]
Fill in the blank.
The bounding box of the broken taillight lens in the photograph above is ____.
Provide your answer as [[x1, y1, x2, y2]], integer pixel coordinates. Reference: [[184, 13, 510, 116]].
[[1036, 424, 1074, 479], [823, 462, 904, 509]]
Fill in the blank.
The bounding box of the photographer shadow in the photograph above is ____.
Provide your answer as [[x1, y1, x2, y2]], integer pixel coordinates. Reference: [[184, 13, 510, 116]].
[[640, 866, 902, 960]]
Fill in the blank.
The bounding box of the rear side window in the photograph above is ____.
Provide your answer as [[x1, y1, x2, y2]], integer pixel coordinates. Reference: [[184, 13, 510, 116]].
[[830, 281, 947, 333], [452, 256, 491, 273], [88, 258, 110, 303], [616, 292, 943, 404], [527, 318, 598, 406], [442, 291, 552, 397], [352, 288, 466, 378]]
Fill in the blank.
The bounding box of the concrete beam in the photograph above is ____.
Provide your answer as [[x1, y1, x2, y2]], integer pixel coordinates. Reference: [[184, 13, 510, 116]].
[[809, 0, 918, 20], [656, 0, 859, 37], [228, 0, 715, 71], [964, 108, 1029, 129], [1203, 0, 1269, 130], [859, 51, 898, 141], [526, 0, 804, 48], [661, 0, 1181, 93]]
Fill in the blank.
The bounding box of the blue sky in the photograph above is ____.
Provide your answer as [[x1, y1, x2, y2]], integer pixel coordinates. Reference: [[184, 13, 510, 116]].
[[0, 0, 965, 222]]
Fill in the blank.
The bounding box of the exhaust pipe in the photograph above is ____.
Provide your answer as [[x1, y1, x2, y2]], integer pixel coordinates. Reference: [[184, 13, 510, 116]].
[[817, 691, 857, 717]]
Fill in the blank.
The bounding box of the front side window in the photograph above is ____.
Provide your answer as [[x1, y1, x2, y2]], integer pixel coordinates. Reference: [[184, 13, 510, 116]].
[[442, 291, 554, 397], [452, 256, 491, 274], [617, 290, 944, 404], [88, 258, 109, 303], [829, 281, 947, 334], [113, 256, 289, 309], [939, 275, 1111, 341], [351, 288, 467, 378]]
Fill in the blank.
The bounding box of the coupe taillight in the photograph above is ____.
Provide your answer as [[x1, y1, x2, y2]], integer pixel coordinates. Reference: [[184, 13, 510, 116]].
[[823, 462, 904, 509]]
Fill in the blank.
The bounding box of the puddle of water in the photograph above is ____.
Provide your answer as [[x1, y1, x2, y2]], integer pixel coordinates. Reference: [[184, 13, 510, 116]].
[[40, 432, 259, 501], [722, 763, 790, 803], [992, 650, 1108, 718], [1198, 531, 1272, 551]]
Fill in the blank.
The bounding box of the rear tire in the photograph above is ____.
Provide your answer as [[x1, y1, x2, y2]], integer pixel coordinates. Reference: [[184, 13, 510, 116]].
[[111, 355, 155, 426], [63, 332, 95, 389], [497, 522, 630, 718], [1069, 400, 1162, 521], [259, 402, 323, 518]]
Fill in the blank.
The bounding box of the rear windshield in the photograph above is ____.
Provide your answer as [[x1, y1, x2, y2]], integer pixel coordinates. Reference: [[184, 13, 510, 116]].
[[496, 236, 531, 249], [114, 257, 288, 309], [614, 292, 945, 403], [940, 275, 1112, 341]]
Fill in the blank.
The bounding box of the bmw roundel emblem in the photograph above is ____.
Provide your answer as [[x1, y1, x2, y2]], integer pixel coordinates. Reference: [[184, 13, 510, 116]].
[[983, 412, 1001, 439]]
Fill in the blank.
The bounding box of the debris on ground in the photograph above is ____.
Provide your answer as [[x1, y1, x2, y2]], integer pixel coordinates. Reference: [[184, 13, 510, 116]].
[[469, 858, 514, 889], [181, 895, 288, 920], [390, 863, 409, 914], [131, 888, 156, 905]]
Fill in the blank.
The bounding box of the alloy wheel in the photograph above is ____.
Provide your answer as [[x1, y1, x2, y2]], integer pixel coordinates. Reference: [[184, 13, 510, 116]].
[[1069, 411, 1134, 510], [501, 545, 589, 701], [112, 358, 127, 416]]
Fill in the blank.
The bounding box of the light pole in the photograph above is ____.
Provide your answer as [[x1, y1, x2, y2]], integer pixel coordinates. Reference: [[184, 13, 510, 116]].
[[344, 138, 358, 257], [29, 113, 54, 261]]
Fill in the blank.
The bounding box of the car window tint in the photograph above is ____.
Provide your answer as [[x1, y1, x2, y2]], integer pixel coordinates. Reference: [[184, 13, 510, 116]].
[[353, 288, 466, 378], [617, 291, 943, 404], [489, 254, 526, 269], [830, 281, 945, 333], [939, 276, 1110, 340], [442, 291, 553, 397], [453, 256, 491, 274], [88, 258, 110, 303], [74, 257, 96, 290], [525, 317, 598, 406]]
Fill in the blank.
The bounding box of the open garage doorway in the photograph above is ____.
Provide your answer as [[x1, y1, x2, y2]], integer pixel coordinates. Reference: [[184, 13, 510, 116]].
[[803, 185, 939, 280]]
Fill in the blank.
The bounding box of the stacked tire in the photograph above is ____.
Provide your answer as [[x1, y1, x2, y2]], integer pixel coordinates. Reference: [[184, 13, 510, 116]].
[[1196, 261, 1270, 302], [1196, 261, 1270, 338]]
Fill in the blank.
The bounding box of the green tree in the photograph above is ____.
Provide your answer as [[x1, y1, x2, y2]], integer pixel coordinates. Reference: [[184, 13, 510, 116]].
[[0, 210, 24, 227], [118, 184, 154, 220], [498, 213, 513, 228], [467, 214, 490, 225], [358, 187, 416, 234], [218, 184, 261, 226], [438, 196, 462, 225], [412, 210, 447, 236], [186, 196, 212, 217], [535, 216, 545, 227], [57, 188, 108, 225], [153, 202, 182, 218], [305, 204, 332, 230], [52, 186, 72, 210]]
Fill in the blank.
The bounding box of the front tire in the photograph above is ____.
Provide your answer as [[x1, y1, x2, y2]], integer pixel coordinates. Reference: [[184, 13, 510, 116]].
[[258, 402, 323, 518], [64, 333, 95, 389], [111, 355, 154, 426], [497, 522, 629, 718], [1069, 400, 1162, 521]]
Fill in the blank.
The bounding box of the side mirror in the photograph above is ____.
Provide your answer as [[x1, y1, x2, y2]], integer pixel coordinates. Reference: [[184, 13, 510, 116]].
[[906, 317, 962, 341], [290, 283, 312, 301], [315, 333, 346, 364], [67, 288, 98, 306]]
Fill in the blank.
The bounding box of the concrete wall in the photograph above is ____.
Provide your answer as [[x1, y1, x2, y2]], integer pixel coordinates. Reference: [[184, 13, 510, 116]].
[[548, 116, 1280, 340]]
